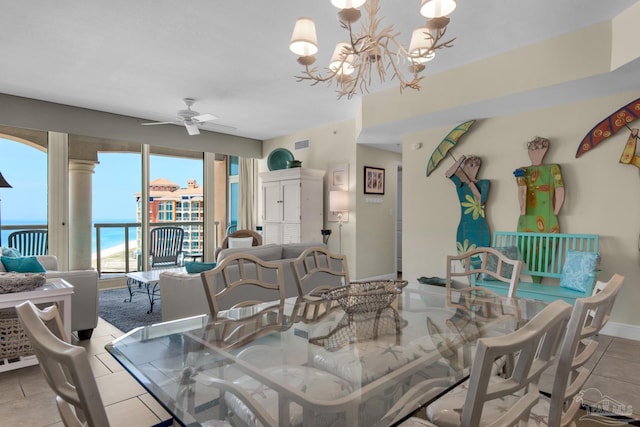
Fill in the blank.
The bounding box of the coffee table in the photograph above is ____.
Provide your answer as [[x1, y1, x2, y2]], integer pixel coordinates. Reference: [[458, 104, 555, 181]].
[[126, 268, 185, 314], [0, 278, 74, 372]]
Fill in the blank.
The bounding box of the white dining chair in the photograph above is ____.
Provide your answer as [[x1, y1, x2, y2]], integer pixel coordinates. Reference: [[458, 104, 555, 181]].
[[200, 253, 286, 318], [15, 301, 111, 427], [418, 274, 623, 427], [291, 245, 350, 296], [420, 299, 572, 427], [446, 247, 523, 302], [533, 273, 624, 426]]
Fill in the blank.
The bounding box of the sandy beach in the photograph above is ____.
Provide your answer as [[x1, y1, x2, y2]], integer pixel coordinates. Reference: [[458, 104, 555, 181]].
[[91, 240, 138, 260]]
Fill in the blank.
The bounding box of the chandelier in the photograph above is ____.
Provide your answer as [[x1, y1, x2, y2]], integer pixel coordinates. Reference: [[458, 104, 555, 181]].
[[289, 0, 457, 99]]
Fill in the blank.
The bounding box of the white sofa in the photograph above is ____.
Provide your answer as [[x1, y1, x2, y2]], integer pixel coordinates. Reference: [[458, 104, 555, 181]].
[[159, 242, 344, 321], [0, 255, 99, 339]]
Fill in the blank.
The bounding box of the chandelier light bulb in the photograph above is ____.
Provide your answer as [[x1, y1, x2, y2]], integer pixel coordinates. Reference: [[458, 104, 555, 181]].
[[420, 0, 456, 18], [290, 0, 456, 99], [409, 27, 435, 64], [290, 17, 319, 57], [329, 42, 356, 75], [331, 0, 367, 9]]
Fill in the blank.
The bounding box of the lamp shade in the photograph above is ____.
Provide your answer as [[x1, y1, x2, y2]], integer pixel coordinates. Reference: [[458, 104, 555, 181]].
[[420, 0, 456, 18], [329, 42, 356, 75], [0, 172, 12, 188], [331, 0, 367, 9], [290, 17, 319, 57], [329, 190, 349, 212], [409, 27, 436, 64]]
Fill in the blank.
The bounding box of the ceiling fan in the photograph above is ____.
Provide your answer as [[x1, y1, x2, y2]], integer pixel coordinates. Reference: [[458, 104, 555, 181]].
[[142, 98, 229, 136]]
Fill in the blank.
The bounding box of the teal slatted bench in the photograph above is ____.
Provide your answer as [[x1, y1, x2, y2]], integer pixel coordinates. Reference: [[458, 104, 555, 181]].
[[472, 231, 599, 304]]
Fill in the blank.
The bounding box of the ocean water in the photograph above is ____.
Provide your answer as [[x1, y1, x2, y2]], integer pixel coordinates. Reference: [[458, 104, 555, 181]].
[[1, 219, 138, 254]]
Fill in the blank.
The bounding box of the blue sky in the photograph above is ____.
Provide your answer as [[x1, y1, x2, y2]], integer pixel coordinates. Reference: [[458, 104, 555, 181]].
[[0, 138, 202, 222]]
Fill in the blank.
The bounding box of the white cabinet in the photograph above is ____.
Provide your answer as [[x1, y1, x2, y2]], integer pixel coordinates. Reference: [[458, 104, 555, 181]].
[[260, 168, 325, 245]]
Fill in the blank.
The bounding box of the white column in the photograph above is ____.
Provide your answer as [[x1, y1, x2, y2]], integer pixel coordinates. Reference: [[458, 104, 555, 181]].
[[47, 132, 69, 270], [203, 152, 217, 262], [69, 160, 96, 270]]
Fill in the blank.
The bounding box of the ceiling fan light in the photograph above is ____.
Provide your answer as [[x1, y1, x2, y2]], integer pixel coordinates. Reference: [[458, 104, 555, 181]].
[[329, 42, 356, 75], [331, 0, 366, 9], [420, 0, 456, 18], [290, 17, 318, 57]]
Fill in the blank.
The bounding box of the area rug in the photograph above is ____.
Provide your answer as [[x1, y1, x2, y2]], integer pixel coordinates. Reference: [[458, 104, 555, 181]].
[[98, 287, 161, 332]]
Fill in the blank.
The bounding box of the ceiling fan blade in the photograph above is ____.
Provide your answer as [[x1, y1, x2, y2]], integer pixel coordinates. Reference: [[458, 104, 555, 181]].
[[192, 113, 218, 123], [141, 121, 176, 126], [185, 123, 200, 136]]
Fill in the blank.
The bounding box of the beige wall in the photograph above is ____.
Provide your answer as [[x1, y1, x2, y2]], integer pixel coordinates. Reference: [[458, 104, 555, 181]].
[[355, 145, 401, 279], [403, 90, 640, 331]]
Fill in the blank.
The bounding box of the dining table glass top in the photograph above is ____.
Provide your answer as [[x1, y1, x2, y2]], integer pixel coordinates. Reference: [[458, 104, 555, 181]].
[[105, 283, 549, 427]]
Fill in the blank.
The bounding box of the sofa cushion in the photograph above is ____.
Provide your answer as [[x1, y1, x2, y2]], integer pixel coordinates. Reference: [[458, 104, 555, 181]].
[[217, 244, 283, 263], [1, 255, 47, 273], [282, 242, 326, 259]]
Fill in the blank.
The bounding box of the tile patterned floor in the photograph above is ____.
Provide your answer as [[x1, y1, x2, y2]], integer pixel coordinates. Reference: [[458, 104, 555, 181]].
[[0, 318, 638, 426], [0, 318, 172, 427]]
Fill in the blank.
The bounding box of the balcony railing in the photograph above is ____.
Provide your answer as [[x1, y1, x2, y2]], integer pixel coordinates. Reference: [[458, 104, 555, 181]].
[[1, 221, 217, 278]]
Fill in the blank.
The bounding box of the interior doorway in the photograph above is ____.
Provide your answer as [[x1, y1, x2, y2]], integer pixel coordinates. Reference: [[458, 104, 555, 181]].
[[396, 163, 402, 275]]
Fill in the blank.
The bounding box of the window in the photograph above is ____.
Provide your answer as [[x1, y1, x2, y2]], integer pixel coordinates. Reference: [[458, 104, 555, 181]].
[[228, 156, 239, 226]]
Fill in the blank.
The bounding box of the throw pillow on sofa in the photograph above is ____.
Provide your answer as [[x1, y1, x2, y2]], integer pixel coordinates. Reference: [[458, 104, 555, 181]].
[[184, 261, 217, 274], [1, 255, 47, 273], [1, 246, 21, 258], [228, 237, 254, 248]]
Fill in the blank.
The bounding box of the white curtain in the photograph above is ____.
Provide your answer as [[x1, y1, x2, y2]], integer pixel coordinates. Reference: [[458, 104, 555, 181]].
[[238, 157, 257, 230]]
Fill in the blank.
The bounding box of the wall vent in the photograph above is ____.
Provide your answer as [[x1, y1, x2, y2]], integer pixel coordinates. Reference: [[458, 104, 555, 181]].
[[294, 139, 310, 150]]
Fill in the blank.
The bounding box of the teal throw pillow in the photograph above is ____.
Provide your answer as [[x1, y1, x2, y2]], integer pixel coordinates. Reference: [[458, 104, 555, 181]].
[[560, 250, 600, 293], [1, 255, 46, 273], [1, 247, 21, 257], [185, 261, 217, 274], [481, 246, 520, 281]]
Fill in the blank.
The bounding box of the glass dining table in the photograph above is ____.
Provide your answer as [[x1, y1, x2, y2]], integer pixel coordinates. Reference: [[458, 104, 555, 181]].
[[105, 283, 548, 427]]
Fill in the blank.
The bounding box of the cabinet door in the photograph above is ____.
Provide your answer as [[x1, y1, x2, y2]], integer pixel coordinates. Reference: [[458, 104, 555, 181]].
[[262, 222, 282, 245], [282, 223, 301, 244], [262, 181, 282, 223], [281, 180, 301, 223]]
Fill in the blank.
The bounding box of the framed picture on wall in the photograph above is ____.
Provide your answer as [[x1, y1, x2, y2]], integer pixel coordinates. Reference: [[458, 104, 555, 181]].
[[328, 163, 349, 222], [364, 166, 385, 194]]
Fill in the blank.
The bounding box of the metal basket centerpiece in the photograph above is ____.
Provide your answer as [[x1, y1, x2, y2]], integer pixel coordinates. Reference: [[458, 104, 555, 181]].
[[323, 280, 408, 314]]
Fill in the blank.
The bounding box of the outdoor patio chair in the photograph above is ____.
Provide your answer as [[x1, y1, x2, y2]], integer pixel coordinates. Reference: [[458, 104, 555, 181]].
[[149, 226, 184, 268], [8, 230, 48, 256]]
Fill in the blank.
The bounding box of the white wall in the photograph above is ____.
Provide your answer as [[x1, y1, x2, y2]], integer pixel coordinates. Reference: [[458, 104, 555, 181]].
[[402, 90, 640, 330]]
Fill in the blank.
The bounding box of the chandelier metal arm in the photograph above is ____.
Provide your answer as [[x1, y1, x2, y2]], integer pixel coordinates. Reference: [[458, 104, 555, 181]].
[[291, 0, 457, 99]]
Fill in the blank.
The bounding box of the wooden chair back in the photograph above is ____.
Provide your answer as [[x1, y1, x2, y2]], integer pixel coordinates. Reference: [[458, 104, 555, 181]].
[[462, 299, 572, 426], [15, 301, 109, 427], [291, 246, 349, 296], [446, 247, 522, 304], [8, 230, 48, 256], [200, 253, 285, 318], [548, 273, 624, 426]]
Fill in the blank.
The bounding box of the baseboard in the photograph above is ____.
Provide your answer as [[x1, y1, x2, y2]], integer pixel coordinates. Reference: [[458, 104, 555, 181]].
[[601, 321, 640, 341]]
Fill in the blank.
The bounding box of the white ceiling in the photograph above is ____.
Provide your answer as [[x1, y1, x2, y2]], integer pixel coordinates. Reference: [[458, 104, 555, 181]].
[[1, 0, 639, 152]]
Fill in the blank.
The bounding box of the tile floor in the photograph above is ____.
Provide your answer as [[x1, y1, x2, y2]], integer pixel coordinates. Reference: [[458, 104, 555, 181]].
[[0, 318, 172, 427], [0, 318, 638, 426]]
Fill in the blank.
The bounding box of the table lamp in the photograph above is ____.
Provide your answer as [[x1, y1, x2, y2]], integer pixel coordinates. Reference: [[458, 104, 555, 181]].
[[329, 190, 349, 253], [0, 172, 12, 246]]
